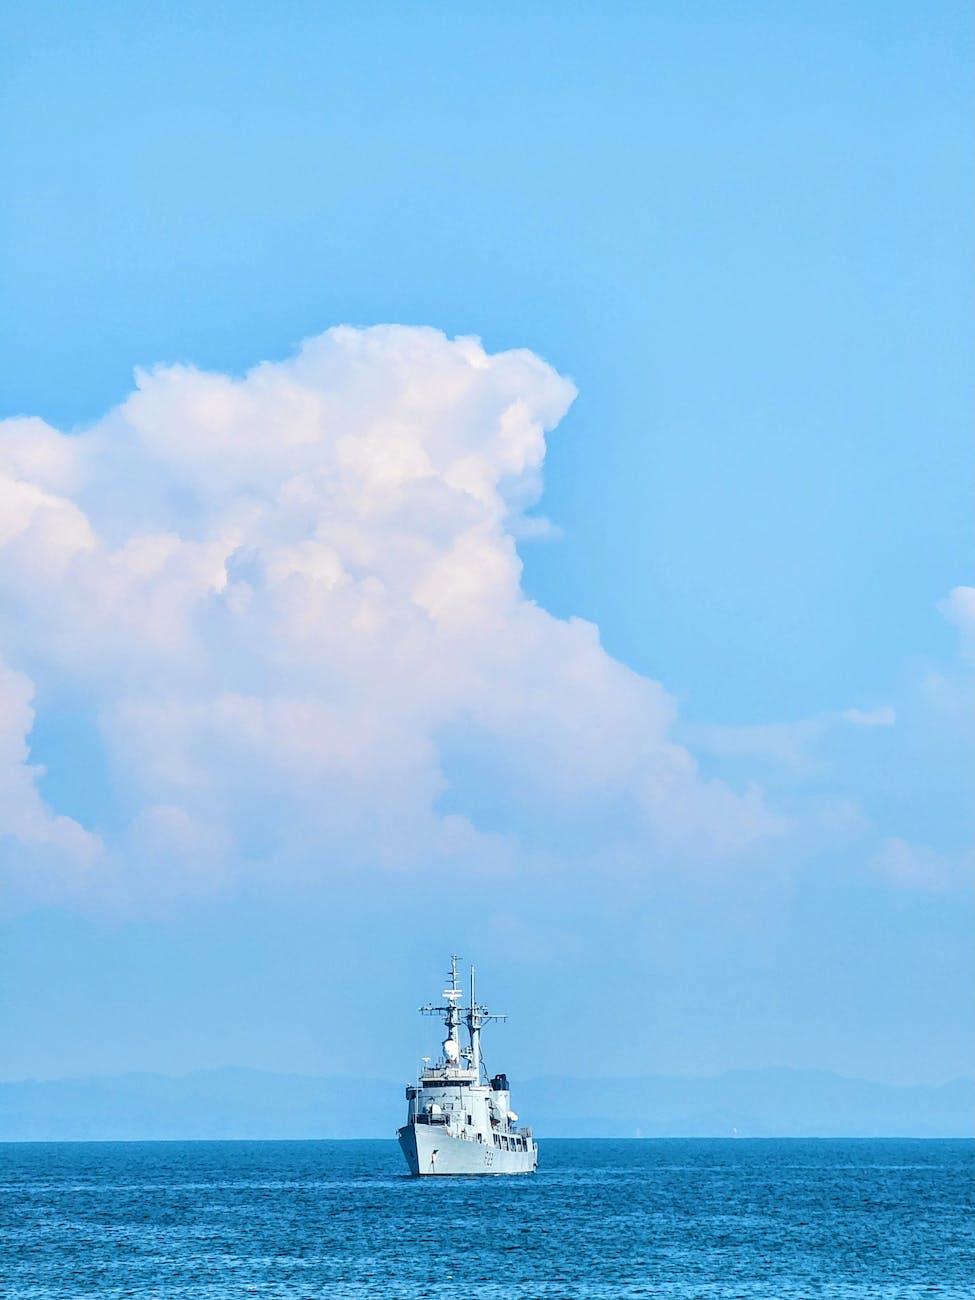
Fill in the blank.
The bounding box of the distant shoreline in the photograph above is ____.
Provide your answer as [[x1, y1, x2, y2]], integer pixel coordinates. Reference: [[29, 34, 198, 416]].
[[3, 1067, 972, 1143], [3, 1135, 974, 1146]]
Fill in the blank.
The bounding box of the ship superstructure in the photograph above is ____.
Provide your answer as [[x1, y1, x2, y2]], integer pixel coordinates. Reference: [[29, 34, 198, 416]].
[[397, 956, 537, 1176]]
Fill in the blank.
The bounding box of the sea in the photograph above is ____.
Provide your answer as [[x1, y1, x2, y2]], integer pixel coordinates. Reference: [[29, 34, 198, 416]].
[[1, 1139, 972, 1299]]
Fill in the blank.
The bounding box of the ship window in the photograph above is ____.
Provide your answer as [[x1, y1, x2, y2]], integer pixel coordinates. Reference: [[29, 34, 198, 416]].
[[466, 1114, 472, 1125]]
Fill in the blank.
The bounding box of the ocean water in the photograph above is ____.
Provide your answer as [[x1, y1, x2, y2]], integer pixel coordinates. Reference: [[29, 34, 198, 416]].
[[1, 1139, 971, 1299]]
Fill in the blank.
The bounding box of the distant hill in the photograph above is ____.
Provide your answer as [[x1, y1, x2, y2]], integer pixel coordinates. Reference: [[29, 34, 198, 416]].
[[0, 1069, 397, 1142], [1, 1067, 972, 1141], [517, 1070, 975, 1138]]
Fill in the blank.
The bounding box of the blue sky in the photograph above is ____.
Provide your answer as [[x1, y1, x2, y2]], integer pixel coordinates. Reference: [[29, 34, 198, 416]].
[[1, 2, 972, 1087]]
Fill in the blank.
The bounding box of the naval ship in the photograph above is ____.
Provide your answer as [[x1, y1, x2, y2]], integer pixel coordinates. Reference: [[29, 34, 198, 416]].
[[398, 956, 538, 1176]]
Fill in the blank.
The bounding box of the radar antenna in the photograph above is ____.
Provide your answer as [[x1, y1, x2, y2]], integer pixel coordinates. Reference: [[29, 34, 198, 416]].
[[419, 953, 464, 1062]]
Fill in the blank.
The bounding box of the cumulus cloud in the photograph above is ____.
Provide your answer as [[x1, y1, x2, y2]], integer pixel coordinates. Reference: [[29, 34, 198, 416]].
[[0, 658, 101, 874], [0, 326, 782, 906]]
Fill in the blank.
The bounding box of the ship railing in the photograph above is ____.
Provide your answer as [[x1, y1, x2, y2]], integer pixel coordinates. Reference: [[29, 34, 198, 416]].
[[413, 1113, 449, 1126], [516, 1126, 533, 1139]]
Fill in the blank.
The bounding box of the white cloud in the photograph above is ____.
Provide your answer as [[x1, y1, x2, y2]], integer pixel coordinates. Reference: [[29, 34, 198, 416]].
[[916, 586, 975, 741], [685, 703, 895, 771], [683, 719, 823, 769], [840, 706, 896, 727], [0, 325, 781, 906], [872, 837, 974, 894], [940, 586, 975, 662], [0, 658, 101, 883]]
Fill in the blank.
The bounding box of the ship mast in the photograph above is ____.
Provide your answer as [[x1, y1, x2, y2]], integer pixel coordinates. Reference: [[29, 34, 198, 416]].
[[465, 962, 506, 1083], [420, 955, 507, 1080], [419, 953, 464, 1065]]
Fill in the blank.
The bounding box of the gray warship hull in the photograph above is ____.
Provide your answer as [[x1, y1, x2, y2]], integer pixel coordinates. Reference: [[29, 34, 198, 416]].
[[398, 1121, 536, 1176]]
